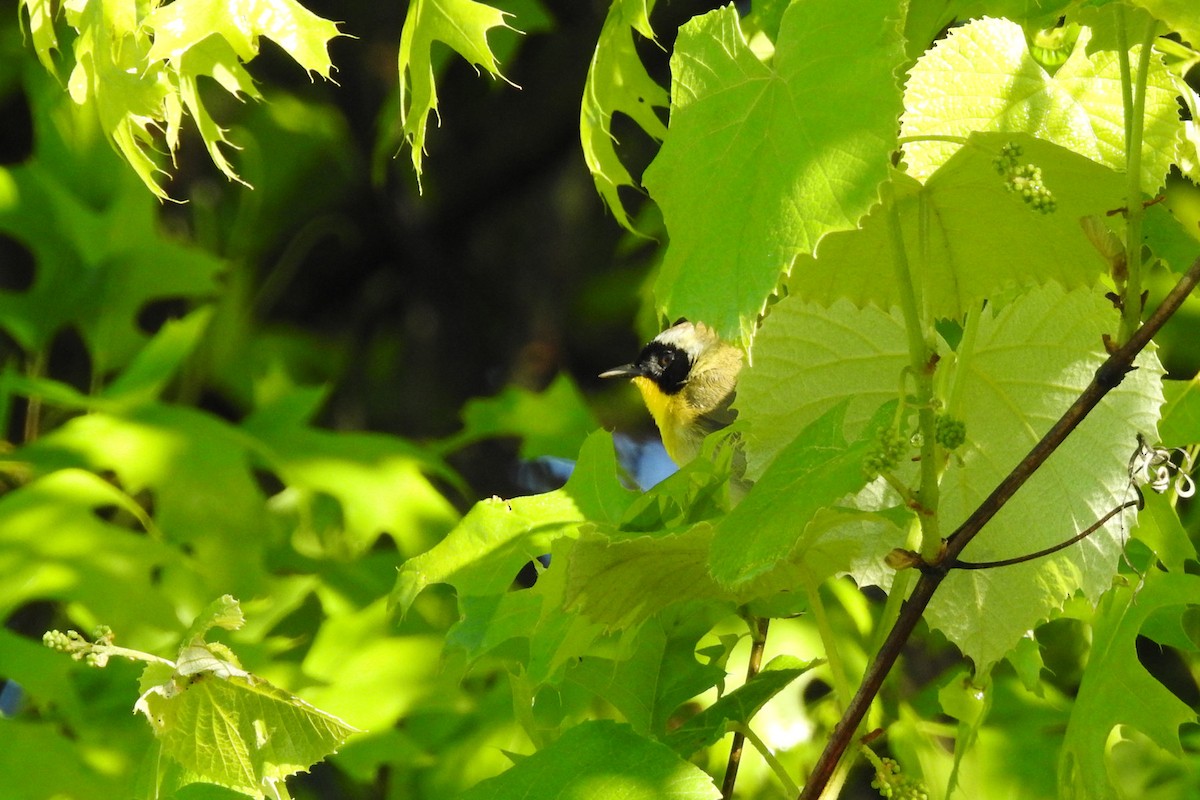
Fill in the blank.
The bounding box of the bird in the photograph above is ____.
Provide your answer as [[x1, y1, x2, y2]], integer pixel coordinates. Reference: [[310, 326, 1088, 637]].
[[600, 319, 743, 467]]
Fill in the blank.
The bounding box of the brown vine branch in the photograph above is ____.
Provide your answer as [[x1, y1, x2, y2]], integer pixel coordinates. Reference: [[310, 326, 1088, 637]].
[[723, 616, 771, 799], [798, 254, 1200, 800]]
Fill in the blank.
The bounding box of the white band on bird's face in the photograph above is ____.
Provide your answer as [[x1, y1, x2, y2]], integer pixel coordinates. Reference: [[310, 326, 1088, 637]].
[[652, 321, 715, 360]]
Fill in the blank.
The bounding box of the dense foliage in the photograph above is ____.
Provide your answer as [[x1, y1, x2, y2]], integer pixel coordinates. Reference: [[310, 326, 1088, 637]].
[[3, 1, 1200, 799]]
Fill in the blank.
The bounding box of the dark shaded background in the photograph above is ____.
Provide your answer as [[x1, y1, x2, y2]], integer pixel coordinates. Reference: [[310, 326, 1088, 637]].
[[147, 0, 720, 501]]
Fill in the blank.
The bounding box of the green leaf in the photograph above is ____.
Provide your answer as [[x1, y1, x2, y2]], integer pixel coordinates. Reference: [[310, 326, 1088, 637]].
[[18, 0, 60, 74], [737, 299, 912, 479], [566, 607, 727, 736], [787, 133, 1127, 318], [136, 650, 358, 796], [580, 0, 668, 232], [1132, 491, 1198, 572], [244, 399, 460, 558], [709, 401, 893, 590], [102, 308, 214, 405], [183, 596, 247, 644], [145, 0, 342, 79], [143, 0, 341, 189], [1127, 0, 1200, 55], [643, 0, 904, 343], [0, 162, 223, 372], [22, 405, 274, 596], [0, 469, 178, 630], [1159, 376, 1200, 447], [440, 374, 600, 460], [391, 431, 634, 615], [928, 285, 1165, 667], [64, 0, 173, 198], [0, 719, 127, 799], [173, 35, 263, 186], [900, 17, 1181, 192], [665, 654, 814, 757], [398, 0, 515, 188], [299, 597, 449, 732], [1059, 572, 1200, 799], [563, 524, 734, 631], [457, 719, 721, 799]]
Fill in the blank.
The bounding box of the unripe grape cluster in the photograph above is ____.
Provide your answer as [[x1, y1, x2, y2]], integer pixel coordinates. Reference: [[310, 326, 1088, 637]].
[[43, 626, 113, 667], [864, 426, 909, 479], [993, 143, 1057, 214], [871, 757, 929, 800], [934, 413, 967, 450]]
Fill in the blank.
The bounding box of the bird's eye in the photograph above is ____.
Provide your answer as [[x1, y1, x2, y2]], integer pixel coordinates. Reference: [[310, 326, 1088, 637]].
[[658, 351, 674, 368]]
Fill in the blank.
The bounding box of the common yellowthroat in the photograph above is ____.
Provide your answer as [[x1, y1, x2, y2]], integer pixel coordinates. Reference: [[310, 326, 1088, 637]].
[[600, 320, 743, 466]]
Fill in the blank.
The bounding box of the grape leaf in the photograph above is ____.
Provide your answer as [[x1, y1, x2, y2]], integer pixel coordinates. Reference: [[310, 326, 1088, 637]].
[[665, 654, 814, 757], [184, 595, 247, 644], [1059, 572, 1200, 800], [709, 401, 894, 590], [457, 720, 721, 799], [397, 0, 515, 188], [642, 0, 904, 343], [928, 285, 1164, 666], [136, 646, 357, 797], [563, 524, 734, 630], [580, 0, 668, 232], [1126, 0, 1200, 53], [736, 299, 912, 479], [787, 133, 1127, 318], [739, 284, 1163, 666], [901, 17, 1181, 192]]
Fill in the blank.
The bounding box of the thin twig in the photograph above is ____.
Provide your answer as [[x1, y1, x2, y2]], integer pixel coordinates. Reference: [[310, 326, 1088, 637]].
[[798, 255, 1200, 799], [723, 616, 771, 799], [952, 499, 1140, 570]]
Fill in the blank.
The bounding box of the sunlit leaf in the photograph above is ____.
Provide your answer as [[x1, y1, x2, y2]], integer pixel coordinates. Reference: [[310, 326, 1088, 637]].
[[580, 0, 667, 232], [0, 469, 176, 630], [928, 285, 1164, 666], [397, 0, 515, 188], [644, 0, 904, 343], [391, 431, 634, 615], [137, 646, 357, 796], [788, 133, 1126, 318], [901, 17, 1180, 192]]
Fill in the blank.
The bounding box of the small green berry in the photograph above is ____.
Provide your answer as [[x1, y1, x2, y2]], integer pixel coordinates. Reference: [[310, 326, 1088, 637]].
[[935, 414, 967, 450]]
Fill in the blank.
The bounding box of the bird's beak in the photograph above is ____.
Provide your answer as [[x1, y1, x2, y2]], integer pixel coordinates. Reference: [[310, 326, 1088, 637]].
[[599, 363, 642, 379]]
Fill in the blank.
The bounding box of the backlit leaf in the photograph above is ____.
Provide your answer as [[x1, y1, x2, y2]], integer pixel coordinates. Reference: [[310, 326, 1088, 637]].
[[644, 0, 904, 343]]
